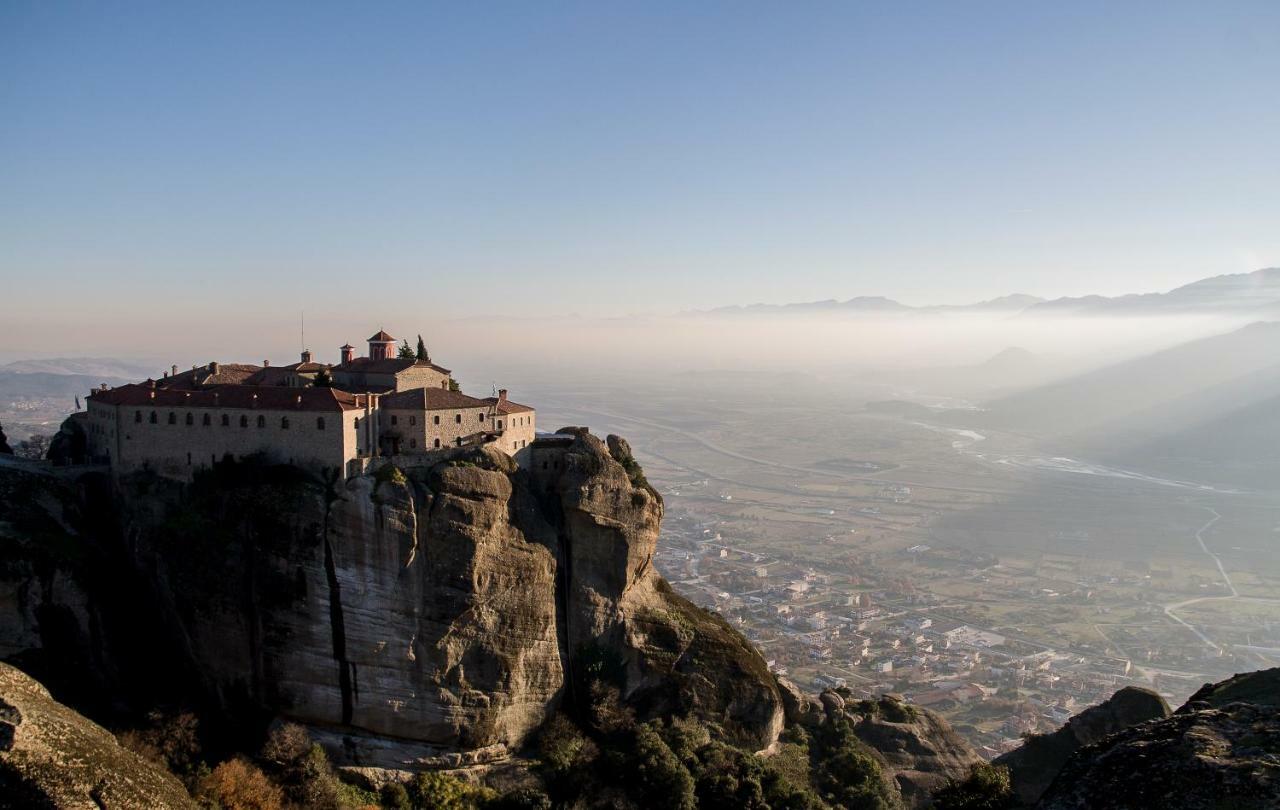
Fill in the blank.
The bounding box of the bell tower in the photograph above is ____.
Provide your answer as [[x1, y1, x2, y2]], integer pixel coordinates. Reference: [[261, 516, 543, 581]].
[[367, 330, 395, 361]]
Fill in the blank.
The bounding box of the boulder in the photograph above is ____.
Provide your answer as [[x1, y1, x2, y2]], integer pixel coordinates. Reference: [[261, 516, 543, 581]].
[[0, 662, 196, 808]]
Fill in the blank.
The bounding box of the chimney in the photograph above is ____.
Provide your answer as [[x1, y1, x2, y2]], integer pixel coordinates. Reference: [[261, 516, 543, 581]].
[[498, 388, 508, 402], [301, 350, 312, 364], [209, 361, 219, 377], [263, 359, 270, 367], [147, 378, 156, 389], [171, 364, 178, 378], [340, 344, 355, 364]]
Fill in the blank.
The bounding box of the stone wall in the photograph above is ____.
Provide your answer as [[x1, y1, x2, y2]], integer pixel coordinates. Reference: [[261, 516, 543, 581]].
[[94, 401, 359, 479]]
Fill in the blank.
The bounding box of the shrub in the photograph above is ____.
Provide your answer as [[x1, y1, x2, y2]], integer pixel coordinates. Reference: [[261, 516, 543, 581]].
[[536, 714, 593, 774], [117, 710, 203, 787], [623, 722, 696, 810], [405, 770, 494, 810], [197, 758, 285, 810], [379, 782, 411, 809], [931, 763, 1017, 810]]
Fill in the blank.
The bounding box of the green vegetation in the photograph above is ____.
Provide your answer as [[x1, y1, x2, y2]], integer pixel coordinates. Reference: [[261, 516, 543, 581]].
[[375, 464, 408, 487], [931, 764, 1017, 810], [398, 339, 416, 359]]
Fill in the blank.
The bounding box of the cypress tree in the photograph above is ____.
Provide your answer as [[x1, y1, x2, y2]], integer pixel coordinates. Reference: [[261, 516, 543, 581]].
[[416, 334, 429, 361]]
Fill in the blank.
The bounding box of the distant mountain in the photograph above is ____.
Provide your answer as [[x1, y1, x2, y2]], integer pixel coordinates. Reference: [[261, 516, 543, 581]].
[[1028, 267, 1280, 315], [975, 321, 1280, 437], [0, 357, 156, 379], [0, 371, 131, 400], [702, 267, 1280, 316], [709, 295, 910, 314]]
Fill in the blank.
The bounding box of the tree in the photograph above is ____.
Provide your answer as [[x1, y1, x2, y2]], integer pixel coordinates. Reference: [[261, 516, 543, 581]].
[[197, 758, 284, 810], [416, 334, 429, 361], [0, 421, 11, 454], [398, 339, 415, 359], [15, 434, 52, 461], [313, 368, 334, 388]]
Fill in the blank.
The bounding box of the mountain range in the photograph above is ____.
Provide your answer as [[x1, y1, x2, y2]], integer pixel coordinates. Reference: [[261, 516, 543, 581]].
[[707, 267, 1280, 316]]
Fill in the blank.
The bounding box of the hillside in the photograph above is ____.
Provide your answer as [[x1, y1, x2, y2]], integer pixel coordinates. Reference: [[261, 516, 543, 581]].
[[975, 321, 1280, 438]]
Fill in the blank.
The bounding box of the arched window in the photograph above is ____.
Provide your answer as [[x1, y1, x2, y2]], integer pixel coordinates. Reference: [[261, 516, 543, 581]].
[[410, 439, 417, 449], [185, 412, 194, 425], [240, 415, 248, 427], [281, 416, 290, 429], [135, 410, 142, 423], [257, 415, 265, 428], [433, 415, 440, 425], [150, 411, 157, 424], [433, 438, 440, 449], [202, 413, 211, 426], [316, 417, 325, 430], [454, 413, 461, 424], [221, 414, 229, 426], [168, 412, 176, 424], [478, 413, 485, 422]]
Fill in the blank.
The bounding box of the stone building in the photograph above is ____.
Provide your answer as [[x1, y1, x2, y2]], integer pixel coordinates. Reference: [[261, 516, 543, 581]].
[[84, 330, 536, 480]]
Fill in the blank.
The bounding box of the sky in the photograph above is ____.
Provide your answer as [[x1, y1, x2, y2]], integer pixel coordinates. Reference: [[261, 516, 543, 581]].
[[3, 2, 1280, 358]]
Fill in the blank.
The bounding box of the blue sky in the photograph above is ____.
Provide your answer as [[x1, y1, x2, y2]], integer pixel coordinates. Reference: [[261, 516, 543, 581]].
[[3, 1, 1279, 344]]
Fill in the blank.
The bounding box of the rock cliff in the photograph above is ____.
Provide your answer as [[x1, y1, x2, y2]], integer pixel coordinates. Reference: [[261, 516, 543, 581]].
[[805, 688, 984, 808], [0, 661, 196, 809], [0, 430, 782, 768], [994, 685, 1170, 805]]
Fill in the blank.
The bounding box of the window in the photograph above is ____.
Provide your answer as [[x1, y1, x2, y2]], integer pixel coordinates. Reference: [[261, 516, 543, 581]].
[[513, 441, 518, 450], [135, 411, 142, 423], [391, 415, 398, 425], [434, 438, 440, 449], [455, 437, 462, 446], [202, 413, 211, 426], [168, 412, 177, 424], [316, 417, 325, 430], [240, 415, 248, 428], [281, 417, 290, 429], [455, 414, 461, 423], [410, 439, 417, 449], [433, 415, 440, 425], [497, 420, 504, 430], [187, 452, 192, 465], [222, 414, 229, 426], [150, 411, 157, 424], [185, 413, 194, 425], [410, 416, 416, 426], [478, 413, 485, 422], [257, 415, 265, 428]]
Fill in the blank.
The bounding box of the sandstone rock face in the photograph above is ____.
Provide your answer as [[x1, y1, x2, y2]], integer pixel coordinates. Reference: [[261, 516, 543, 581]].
[[9, 430, 781, 766], [1036, 700, 1280, 809], [995, 685, 1170, 805], [0, 661, 195, 809], [843, 695, 983, 808]]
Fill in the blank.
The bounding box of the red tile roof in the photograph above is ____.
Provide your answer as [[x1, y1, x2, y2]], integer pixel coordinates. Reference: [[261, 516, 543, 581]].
[[380, 387, 489, 410], [483, 396, 535, 414], [90, 383, 363, 412], [367, 330, 396, 342], [332, 357, 451, 375], [159, 364, 263, 389]]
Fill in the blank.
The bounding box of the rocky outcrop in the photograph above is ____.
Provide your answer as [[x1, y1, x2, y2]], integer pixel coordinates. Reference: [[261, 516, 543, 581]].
[[995, 685, 1170, 805], [1036, 699, 1279, 809], [0, 661, 195, 809], [843, 694, 984, 807], [0, 429, 782, 768]]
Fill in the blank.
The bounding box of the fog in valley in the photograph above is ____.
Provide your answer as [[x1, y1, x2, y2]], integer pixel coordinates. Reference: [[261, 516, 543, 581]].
[[5, 275, 1280, 753]]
